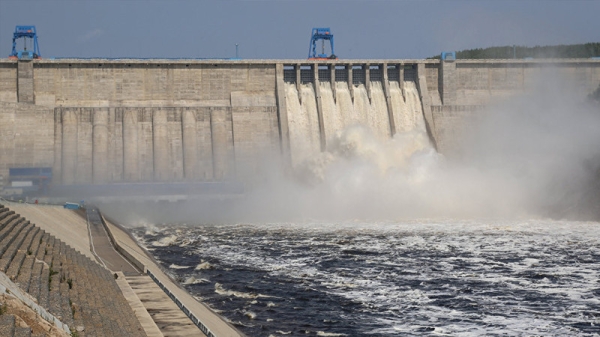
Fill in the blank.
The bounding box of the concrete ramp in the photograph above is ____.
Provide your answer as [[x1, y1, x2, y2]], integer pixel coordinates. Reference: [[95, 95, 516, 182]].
[[3, 202, 94, 260]]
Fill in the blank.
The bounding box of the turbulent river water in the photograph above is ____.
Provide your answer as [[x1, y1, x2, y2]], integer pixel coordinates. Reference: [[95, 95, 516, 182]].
[[132, 220, 600, 336], [119, 75, 600, 336]]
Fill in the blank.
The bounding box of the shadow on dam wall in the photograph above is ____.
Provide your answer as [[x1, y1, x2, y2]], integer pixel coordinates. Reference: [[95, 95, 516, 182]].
[[0, 58, 599, 190]]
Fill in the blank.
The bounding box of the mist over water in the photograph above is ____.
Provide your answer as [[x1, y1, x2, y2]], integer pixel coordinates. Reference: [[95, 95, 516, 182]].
[[101, 72, 600, 224], [100, 72, 600, 336]]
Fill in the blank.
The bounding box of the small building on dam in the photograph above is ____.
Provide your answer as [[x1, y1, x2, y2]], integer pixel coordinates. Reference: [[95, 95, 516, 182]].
[[0, 57, 599, 191]]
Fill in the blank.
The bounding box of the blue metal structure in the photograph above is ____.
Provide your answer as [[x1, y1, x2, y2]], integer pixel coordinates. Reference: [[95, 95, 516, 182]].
[[308, 28, 336, 60], [9, 26, 41, 59], [441, 51, 456, 61]]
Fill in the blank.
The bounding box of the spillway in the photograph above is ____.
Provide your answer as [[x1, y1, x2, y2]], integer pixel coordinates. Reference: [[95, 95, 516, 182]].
[[285, 77, 426, 167]]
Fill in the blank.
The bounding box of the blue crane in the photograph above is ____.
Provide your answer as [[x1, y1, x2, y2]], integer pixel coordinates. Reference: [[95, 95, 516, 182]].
[[9, 26, 41, 60], [308, 28, 337, 60]]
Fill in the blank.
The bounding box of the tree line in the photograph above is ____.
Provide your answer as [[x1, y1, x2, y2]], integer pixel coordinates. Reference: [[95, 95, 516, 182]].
[[431, 43, 600, 59]]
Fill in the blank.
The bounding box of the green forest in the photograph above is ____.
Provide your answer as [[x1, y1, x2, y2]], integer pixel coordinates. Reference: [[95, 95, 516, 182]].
[[431, 43, 600, 59]]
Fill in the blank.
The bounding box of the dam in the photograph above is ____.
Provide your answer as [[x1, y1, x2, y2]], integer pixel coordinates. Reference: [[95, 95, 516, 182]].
[[0, 58, 599, 188]]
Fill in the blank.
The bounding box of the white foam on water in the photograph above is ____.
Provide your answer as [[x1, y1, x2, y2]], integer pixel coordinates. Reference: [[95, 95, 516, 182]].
[[168, 263, 191, 269], [195, 261, 213, 270], [214, 282, 272, 299], [152, 234, 178, 247], [137, 219, 600, 336]]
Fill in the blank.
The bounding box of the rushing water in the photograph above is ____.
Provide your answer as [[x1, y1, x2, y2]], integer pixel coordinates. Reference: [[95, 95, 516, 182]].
[[116, 75, 600, 336], [132, 220, 600, 336]]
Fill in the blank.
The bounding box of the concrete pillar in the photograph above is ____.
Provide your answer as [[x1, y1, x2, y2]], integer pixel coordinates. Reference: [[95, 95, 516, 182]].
[[295, 64, 301, 92], [440, 59, 457, 105], [17, 60, 34, 104], [330, 65, 336, 102], [399, 63, 406, 101], [382, 63, 397, 136], [122, 108, 139, 182], [153, 109, 169, 181], [275, 63, 292, 165], [210, 109, 234, 180], [61, 109, 78, 185], [107, 108, 122, 182], [365, 64, 372, 103], [348, 64, 354, 102], [182, 109, 198, 180], [416, 63, 438, 150], [313, 65, 326, 151], [92, 109, 109, 184], [295, 64, 302, 103], [53, 109, 62, 185]]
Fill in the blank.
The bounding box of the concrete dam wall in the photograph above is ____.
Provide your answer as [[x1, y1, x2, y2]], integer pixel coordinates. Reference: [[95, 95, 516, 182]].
[[0, 58, 599, 186]]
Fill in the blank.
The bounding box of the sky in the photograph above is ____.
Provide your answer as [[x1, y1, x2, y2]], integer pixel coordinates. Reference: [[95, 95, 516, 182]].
[[0, 0, 599, 60]]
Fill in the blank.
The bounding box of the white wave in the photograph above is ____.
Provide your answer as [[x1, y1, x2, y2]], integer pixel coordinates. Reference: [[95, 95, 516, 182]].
[[183, 276, 209, 285], [243, 310, 257, 320], [214, 283, 271, 299], [152, 234, 178, 247], [316, 332, 346, 336], [195, 261, 213, 270], [169, 264, 191, 270]]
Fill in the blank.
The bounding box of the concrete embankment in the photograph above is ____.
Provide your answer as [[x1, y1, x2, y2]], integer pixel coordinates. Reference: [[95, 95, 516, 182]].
[[0, 201, 243, 337], [0, 201, 146, 336]]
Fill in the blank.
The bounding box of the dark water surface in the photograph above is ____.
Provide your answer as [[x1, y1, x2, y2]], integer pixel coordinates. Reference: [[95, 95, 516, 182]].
[[131, 220, 600, 336]]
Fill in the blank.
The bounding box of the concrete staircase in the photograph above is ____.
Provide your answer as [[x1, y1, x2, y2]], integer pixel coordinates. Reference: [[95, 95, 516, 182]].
[[0, 204, 148, 337]]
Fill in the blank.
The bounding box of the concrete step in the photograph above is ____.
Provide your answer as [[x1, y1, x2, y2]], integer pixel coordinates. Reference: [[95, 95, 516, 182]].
[[0, 315, 15, 337], [0, 219, 28, 257], [15, 255, 36, 291], [34, 233, 49, 261], [14, 326, 32, 337], [1, 223, 36, 273], [38, 265, 50, 308], [0, 215, 21, 242], [0, 210, 16, 225], [15, 230, 44, 290], [42, 236, 54, 265]]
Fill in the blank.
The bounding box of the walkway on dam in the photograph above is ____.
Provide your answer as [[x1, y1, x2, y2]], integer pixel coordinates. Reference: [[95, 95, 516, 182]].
[[3, 201, 242, 337]]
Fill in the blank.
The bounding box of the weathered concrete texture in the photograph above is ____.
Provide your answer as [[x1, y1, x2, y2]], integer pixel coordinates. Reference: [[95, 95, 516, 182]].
[[0, 102, 54, 182], [430, 105, 485, 155], [0, 63, 17, 103], [17, 61, 34, 104]]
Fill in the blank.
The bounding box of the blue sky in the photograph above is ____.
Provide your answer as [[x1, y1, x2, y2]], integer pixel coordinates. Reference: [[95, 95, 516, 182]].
[[0, 0, 598, 59]]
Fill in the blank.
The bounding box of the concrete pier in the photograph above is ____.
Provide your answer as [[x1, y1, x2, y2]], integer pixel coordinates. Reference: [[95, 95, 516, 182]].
[[93, 108, 109, 184], [153, 109, 169, 181], [182, 109, 198, 180], [123, 108, 139, 182], [61, 109, 77, 185]]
